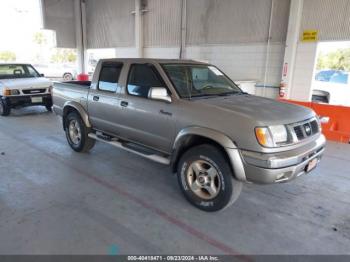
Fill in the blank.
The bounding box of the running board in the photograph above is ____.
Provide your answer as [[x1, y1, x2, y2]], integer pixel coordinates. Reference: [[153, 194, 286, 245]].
[[88, 133, 170, 165]]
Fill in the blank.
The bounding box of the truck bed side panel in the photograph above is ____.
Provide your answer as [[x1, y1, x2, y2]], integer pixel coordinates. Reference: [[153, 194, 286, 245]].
[[52, 82, 90, 116]]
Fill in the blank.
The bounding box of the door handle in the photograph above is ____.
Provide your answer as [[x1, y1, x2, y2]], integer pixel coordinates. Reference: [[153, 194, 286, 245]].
[[93, 96, 99, 102], [160, 109, 172, 116], [120, 101, 129, 107]]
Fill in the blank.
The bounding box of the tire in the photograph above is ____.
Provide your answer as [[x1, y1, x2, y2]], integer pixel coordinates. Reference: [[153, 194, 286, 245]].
[[63, 73, 73, 81], [65, 111, 95, 153], [0, 98, 11, 116], [45, 104, 52, 112], [177, 144, 243, 212], [312, 95, 328, 104]]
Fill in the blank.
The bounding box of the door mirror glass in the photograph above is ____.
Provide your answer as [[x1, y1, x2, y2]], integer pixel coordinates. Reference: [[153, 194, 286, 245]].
[[148, 87, 172, 103]]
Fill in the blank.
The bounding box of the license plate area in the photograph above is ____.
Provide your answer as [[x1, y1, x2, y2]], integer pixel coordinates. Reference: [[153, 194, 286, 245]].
[[31, 97, 43, 103], [306, 158, 318, 173]]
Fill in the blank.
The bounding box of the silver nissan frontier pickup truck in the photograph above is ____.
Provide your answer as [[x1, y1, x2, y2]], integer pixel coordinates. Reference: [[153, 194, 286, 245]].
[[52, 58, 326, 212]]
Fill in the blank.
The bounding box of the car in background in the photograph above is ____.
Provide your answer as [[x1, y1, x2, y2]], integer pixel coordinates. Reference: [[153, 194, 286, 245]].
[[0, 63, 52, 116], [314, 70, 339, 82], [34, 63, 77, 81], [312, 70, 350, 106]]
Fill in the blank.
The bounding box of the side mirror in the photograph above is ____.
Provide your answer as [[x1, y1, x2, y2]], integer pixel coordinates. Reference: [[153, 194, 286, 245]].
[[148, 87, 172, 103], [40, 73, 45, 77]]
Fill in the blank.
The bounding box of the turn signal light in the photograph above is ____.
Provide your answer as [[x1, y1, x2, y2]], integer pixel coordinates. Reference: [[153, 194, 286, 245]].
[[255, 128, 268, 146], [3, 88, 11, 96], [255, 127, 273, 147]]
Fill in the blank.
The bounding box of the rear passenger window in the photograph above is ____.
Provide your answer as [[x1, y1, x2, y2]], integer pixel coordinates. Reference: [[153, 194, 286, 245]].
[[127, 64, 164, 98], [98, 64, 122, 92]]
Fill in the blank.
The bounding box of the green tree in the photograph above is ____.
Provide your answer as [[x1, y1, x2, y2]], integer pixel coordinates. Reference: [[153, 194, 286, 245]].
[[0, 51, 16, 62], [33, 32, 47, 45], [51, 49, 77, 63], [317, 48, 350, 71]]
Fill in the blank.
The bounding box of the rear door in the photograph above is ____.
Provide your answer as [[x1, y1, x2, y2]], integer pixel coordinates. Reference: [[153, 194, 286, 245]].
[[118, 63, 175, 153], [87, 62, 125, 135]]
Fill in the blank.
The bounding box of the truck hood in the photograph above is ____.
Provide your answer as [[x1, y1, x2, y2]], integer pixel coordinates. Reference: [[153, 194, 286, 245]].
[[0, 77, 52, 90], [194, 94, 315, 125]]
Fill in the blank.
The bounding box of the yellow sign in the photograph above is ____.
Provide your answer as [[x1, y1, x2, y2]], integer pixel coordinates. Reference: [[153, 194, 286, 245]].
[[302, 30, 318, 42]]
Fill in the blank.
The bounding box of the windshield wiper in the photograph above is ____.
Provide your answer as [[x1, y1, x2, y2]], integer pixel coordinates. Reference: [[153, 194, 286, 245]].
[[217, 91, 246, 96], [189, 91, 248, 99], [191, 94, 221, 98]]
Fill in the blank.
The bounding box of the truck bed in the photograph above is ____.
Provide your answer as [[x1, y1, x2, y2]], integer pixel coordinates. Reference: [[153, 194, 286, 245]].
[[52, 81, 91, 116], [63, 80, 91, 87]]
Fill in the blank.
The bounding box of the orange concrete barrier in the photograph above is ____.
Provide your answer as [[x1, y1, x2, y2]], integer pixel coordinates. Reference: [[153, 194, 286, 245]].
[[280, 99, 350, 143]]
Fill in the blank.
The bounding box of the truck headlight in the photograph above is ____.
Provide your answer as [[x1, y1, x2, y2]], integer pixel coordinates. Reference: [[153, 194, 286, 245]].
[[2, 88, 19, 96], [255, 125, 289, 148], [11, 89, 20, 95]]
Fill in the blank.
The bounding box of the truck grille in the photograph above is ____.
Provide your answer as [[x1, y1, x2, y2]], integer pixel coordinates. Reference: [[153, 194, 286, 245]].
[[22, 89, 46, 94], [292, 119, 319, 141]]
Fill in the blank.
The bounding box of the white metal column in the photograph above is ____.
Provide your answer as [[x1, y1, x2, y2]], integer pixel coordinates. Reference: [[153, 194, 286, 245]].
[[74, 0, 87, 74], [135, 0, 144, 58], [179, 0, 187, 59], [281, 0, 304, 99]]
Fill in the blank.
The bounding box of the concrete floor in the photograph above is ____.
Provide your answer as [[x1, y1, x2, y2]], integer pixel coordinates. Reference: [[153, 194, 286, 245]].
[[0, 106, 349, 255]]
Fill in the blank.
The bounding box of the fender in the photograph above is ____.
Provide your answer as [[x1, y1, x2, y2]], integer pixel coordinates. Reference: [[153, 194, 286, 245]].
[[173, 126, 237, 150], [63, 101, 91, 128], [172, 126, 246, 182]]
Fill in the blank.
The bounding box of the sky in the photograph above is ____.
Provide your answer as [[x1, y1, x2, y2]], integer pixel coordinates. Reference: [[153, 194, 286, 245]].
[[0, 0, 113, 65], [0, 0, 42, 50], [317, 41, 350, 54]]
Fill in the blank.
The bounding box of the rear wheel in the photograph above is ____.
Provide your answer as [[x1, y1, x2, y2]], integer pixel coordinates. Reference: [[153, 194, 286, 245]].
[[63, 73, 73, 81], [0, 98, 11, 116], [65, 111, 95, 152], [177, 144, 243, 212]]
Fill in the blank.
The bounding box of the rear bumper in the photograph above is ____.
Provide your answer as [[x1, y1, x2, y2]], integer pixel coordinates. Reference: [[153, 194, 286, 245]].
[[5, 94, 52, 108], [228, 134, 326, 184]]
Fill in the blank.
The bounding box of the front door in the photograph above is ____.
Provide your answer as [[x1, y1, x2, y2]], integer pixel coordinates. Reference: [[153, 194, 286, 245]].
[[119, 63, 175, 153]]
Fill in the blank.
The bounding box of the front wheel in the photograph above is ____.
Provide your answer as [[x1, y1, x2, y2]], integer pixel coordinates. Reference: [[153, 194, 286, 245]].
[[177, 144, 243, 212], [0, 98, 11, 116], [45, 104, 52, 112], [65, 111, 95, 152]]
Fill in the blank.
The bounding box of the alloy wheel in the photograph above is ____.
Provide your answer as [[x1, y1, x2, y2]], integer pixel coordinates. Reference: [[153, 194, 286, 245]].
[[186, 160, 221, 200], [68, 119, 82, 145]]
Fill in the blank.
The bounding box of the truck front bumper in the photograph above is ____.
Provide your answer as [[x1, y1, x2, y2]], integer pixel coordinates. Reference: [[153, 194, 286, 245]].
[[5, 94, 52, 108], [228, 134, 326, 184]]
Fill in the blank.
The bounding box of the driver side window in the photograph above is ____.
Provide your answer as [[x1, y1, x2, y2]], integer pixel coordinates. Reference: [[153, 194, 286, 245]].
[[127, 64, 164, 98]]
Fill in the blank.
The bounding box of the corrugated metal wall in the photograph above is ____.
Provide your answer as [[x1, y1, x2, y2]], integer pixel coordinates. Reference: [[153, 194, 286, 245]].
[[42, 0, 290, 49], [271, 0, 291, 42], [86, 0, 135, 49], [42, 0, 76, 48], [186, 0, 290, 45], [143, 0, 182, 47], [301, 0, 350, 41]]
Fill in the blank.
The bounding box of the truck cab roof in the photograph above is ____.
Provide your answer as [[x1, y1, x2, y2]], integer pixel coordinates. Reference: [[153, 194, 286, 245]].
[[98, 58, 208, 65]]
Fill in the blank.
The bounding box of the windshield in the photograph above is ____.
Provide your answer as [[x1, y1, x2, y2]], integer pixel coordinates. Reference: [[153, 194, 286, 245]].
[[0, 64, 40, 79], [162, 64, 242, 98]]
